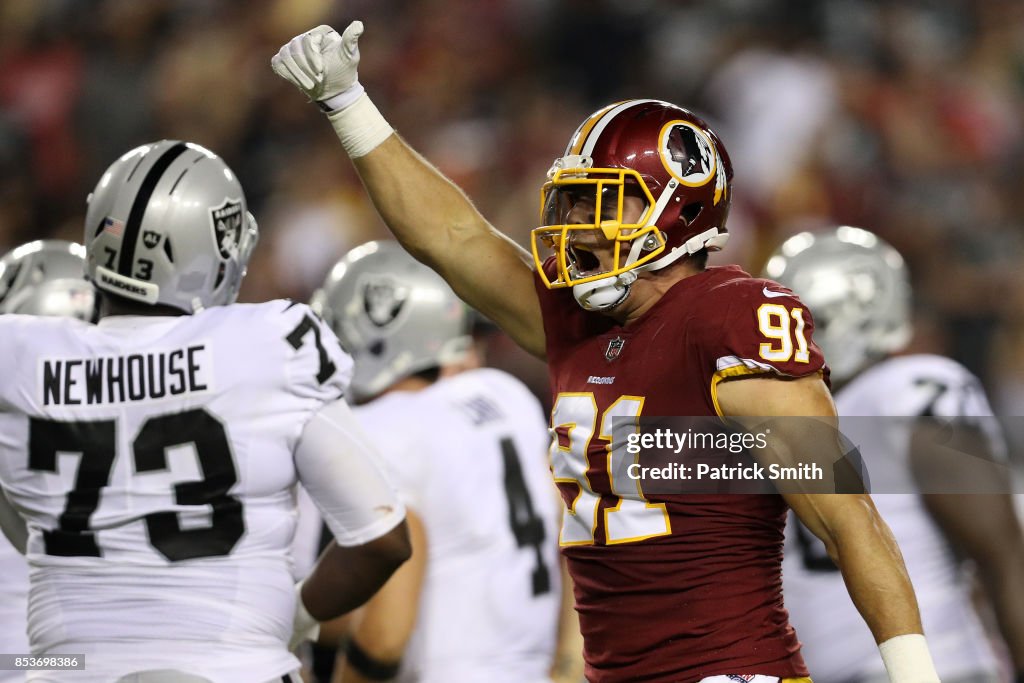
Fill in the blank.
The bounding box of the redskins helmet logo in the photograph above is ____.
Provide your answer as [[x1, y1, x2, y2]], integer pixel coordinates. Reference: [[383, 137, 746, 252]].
[[659, 121, 716, 188], [363, 276, 409, 328]]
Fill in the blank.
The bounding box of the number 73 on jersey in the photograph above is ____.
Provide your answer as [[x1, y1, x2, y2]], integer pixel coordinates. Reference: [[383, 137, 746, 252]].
[[549, 394, 671, 546]]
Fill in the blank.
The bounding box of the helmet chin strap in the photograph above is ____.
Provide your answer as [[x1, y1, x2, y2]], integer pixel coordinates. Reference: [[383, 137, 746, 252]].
[[569, 223, 729, 312], [572, 270, 637, 311]]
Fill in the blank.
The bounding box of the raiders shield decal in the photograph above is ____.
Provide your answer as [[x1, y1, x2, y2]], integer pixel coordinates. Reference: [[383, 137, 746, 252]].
[[210, 199, 243, 259], [363, 276, 409, 327]]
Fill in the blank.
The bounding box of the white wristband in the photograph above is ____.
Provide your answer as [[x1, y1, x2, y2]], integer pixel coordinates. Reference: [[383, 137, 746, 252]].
[[327, 92, 394, 158], [319, 82, 366, 114], [878, 634, 940, 683]]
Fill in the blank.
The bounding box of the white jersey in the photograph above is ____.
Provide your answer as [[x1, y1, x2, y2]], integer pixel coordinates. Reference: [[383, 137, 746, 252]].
[[0, 534, 30, 683], [783, 354, 1003, 682], [0, 301, 356, 683], [353, 368, 560, 683]]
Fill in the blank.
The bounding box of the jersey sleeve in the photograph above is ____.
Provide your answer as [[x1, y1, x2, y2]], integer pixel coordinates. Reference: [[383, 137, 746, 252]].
[[888, 357, 1008, 462], [709, 279, 828, 385], [294, 399, 405, 547], [273, 301, 354, 404], [892, 359, 996, 419], [353, 399, 428, 511]]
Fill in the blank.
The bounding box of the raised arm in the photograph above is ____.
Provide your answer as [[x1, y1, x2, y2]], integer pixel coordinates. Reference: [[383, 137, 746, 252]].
[[717, 375, 940, 683], [273, 23, 545, 358]]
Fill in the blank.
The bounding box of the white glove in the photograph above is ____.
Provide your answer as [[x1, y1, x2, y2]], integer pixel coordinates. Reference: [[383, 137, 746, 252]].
[[272, 20, 393, 158], [289, 580, 320, 651], [272, 21, 365, 111]]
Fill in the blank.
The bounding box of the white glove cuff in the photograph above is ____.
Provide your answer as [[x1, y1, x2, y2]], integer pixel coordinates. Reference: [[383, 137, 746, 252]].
[[319, 82, 366, 114], [878, 634, 940, 683], [327, 92, 394, 158]]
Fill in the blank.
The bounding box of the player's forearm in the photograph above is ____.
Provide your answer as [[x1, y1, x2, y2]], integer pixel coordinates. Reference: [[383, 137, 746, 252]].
[[830, 503, 924, 643], [978, 547, 1024, 671], [352, 134, 490, 266], [352, 136, 547, 357], [303, 526, 411, 621]]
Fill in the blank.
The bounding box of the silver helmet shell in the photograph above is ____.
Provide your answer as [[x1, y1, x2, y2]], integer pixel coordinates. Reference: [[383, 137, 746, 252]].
[[84, 141, 258, 312], [762, 226, 912, 382], [311, 241, 473, 402], [0, 239, 96, 320]]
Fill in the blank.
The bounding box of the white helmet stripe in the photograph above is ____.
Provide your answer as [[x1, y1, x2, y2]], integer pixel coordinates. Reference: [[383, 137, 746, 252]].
[[577, 99, 664, 157]]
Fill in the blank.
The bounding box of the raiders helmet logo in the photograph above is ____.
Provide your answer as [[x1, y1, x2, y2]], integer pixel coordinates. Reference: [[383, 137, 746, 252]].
[[209, 199, 243, 259], [363, 277, 409, 328], [605, 336, 626, 362]]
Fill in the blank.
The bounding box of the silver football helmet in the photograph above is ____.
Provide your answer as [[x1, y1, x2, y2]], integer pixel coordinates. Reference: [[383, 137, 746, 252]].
[[762, 226, 912, 382], [0, 239, 96, 320], [84, 140, 258, 312], [311, 241, 473, 402]]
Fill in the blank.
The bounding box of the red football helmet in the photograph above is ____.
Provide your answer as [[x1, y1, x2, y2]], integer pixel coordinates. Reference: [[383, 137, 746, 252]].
[[532, 99, 733, 292]]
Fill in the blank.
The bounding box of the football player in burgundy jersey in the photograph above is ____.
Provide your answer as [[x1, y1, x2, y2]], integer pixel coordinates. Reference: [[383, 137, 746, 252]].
[[274, 22, 941, 683]]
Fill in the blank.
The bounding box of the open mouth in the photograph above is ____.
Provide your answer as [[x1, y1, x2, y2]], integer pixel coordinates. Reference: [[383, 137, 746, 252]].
[[568, 243, 603, 276]]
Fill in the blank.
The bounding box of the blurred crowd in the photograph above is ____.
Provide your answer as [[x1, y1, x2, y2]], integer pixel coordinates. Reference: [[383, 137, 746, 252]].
[[1, 0, 1023, 432]]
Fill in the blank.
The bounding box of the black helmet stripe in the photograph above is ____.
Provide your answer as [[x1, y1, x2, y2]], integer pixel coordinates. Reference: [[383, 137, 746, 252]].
[[117, 142, 188, 276]]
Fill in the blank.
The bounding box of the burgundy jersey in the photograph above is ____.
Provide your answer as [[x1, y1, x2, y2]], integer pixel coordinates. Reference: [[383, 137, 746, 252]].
[[535, 264, 827, 682]]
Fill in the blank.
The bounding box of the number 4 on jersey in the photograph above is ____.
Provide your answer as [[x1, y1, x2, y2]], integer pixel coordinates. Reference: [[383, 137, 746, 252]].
[[500, 437, 551, 596]]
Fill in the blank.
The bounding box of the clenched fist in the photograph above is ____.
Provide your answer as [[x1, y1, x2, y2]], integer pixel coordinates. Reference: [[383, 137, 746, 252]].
[[272, 21, 364, 110]]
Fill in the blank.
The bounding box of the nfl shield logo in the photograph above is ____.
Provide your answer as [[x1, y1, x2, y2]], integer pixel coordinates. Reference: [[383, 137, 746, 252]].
[[210, 199, 243, 259], [604, 336, 625, 362]]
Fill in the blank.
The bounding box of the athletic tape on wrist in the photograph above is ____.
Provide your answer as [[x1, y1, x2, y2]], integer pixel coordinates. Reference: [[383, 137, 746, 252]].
[[327, 93, 394, 158], [317, 83, 366, 113], [878, 634, 940, 683]]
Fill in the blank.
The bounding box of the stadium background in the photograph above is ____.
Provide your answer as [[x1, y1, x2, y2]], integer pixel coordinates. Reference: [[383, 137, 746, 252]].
[[1, 0, 1022, 449]]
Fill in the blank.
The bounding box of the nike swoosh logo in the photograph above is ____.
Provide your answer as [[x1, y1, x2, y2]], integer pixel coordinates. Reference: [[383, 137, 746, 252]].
[[762, 287, 789, 298]]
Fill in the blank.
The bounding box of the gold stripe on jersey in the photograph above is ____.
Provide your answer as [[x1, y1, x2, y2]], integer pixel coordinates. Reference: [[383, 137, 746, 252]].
[[710, 365, 774, 418]]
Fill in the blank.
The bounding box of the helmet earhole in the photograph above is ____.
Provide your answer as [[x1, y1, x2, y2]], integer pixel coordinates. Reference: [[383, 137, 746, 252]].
[[681, 202, 703, 226]]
